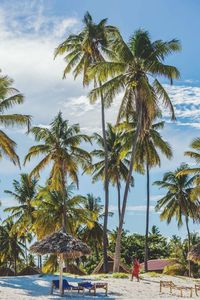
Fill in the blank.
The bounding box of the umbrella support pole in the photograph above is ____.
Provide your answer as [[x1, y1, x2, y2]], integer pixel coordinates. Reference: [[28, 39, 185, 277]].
[[59, 254, 64, 296]]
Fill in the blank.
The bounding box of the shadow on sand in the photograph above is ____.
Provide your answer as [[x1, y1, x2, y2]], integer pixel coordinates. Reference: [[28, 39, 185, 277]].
[[0, 274, 117, 299]]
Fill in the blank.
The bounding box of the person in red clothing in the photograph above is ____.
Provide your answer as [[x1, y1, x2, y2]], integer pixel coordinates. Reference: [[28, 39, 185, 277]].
[[131, 258, 140, 281]]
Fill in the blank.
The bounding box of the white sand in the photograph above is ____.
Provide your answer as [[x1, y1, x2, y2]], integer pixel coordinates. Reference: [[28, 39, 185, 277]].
[[0, 273, 199, 299]]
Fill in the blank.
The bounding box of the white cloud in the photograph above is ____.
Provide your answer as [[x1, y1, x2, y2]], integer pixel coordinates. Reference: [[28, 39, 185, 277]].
[[0, 0, 82, 126], [163, 84, 200, 128]]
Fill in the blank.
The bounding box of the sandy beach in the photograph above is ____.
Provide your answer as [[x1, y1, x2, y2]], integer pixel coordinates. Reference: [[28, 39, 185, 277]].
[[0, 274, 200, 299]]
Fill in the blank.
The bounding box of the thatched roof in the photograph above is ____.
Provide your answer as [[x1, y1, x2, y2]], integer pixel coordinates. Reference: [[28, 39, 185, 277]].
[[188, 243, 200, 263], [30, 230, 91, 258], [63, 264, 86, 275], [0, 267, 14, 276], [18, 266, 41, 276], [92, 253, 130, 274]]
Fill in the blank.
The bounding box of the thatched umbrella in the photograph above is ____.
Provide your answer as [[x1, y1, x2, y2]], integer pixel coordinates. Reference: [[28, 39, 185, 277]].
[[30, 229, 90, 295], [187, 243, 200, 264]]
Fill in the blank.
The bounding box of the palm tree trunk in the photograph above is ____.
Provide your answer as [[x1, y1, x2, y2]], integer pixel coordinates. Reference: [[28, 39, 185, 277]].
[[61, 161, 67, 234], [144, 162, 150, 272], [185, 216, 191, 277], [117, 177, 121, 222], [24, 240, 28, 266], [14, 253, 17, 276], [39, 255, 42, 269], [95, 241, 99, 260], [113, 107, 142, 272], [100, 85, 109, 273]]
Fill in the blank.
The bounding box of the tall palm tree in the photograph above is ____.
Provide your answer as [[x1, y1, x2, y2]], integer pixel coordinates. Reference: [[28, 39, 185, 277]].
[[24, 112, 91, 230], [0, 71, 30, 167], [154, 164, 200, 276], [80, 194, 104, 259], [0, 221, 25, 275], [133, 121, 173, 271], [89, 123, 133, 221], [33, 184, 91, 239], [89, 29, 181, 271], [4, 174, 38, 235], [55, 12, 119, 272]]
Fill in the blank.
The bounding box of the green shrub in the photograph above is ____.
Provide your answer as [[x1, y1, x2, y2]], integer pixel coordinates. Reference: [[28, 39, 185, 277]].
[[163, 263, 186, 276], [112, 272, 129, 279]]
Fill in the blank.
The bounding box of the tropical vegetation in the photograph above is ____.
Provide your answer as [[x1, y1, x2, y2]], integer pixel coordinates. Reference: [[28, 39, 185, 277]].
[[0, 12, 200, 279]]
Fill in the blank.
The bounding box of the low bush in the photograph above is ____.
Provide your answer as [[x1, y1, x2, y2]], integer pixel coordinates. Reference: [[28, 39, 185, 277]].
[[163, 263, 186, 276]]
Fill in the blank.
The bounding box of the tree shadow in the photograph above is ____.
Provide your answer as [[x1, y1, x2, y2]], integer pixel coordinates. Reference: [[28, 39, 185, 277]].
[[0, 275, 117, 299]]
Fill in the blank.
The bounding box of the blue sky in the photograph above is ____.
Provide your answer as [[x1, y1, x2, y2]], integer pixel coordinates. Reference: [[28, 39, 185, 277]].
[[0, 0, 200, 238]]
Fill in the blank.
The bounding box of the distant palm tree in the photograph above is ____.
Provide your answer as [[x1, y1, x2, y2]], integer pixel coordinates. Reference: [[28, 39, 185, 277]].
[[55, 12, 119, 272], [80, 194, 104, 259], [89, 29, 181, 272], [89, 124, 133, 221], [0, 71, 30, 167], [4, 174, 38, 235], [184, 138, 200, 173], [0, 221, 25, 275], [154, 164, 200, 277], [33, 184, 91, 239], [179, 138, 200, 197]]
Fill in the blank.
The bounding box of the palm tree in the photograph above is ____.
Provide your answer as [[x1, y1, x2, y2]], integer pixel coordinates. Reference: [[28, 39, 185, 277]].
[[0, 220, 25, 275], [89, 123, 132, 221], [55, 12, 119, 272], [24, 112, 91, 230], [154, 164, 200, 276], [4, 174, 38, 235], [80, 194, 104, 259], [134, 121, 173, 271], [33, 184, 91, 239], [89, 29, 181, 271], [184, 138, 200, 173], [0, 71, 30, 167], [179, 138, 200, 197]]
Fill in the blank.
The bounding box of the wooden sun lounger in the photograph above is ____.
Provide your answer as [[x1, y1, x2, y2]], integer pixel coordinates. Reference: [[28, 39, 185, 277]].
[[78, 281, 108, 295], [195, 284, 200, 296], [51, 279, 84, 295], [160, 281, 193, 298]]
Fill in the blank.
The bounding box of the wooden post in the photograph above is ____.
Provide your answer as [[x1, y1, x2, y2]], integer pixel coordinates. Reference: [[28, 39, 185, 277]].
[[59, 254, 64, 296]]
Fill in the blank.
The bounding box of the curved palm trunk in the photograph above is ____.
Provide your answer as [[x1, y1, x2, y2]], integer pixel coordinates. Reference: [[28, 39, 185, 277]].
[[144, 162, 150, 272], [117, 177, 121, 222], [100, 87, 109, 273], [113, 107, 142, 272], [185, 216, 191, 277]]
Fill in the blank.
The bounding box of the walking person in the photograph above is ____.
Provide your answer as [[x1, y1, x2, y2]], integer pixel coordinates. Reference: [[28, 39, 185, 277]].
[[131, 258, 140, 282]]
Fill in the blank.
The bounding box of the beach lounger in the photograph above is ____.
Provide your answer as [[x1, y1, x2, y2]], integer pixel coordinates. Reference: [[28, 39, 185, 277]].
[[78, 281, 108, 295], [160, 280, 193, 298], [50, 279, 84, 295], [160, 280, 174, 293], [195, 284, 200, 296]]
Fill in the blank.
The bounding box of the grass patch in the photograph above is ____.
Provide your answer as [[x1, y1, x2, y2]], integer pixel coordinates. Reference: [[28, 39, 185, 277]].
[[145, 272, 161, 277], [95, 273, 111, 279], [112, 272, 129, 279]]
